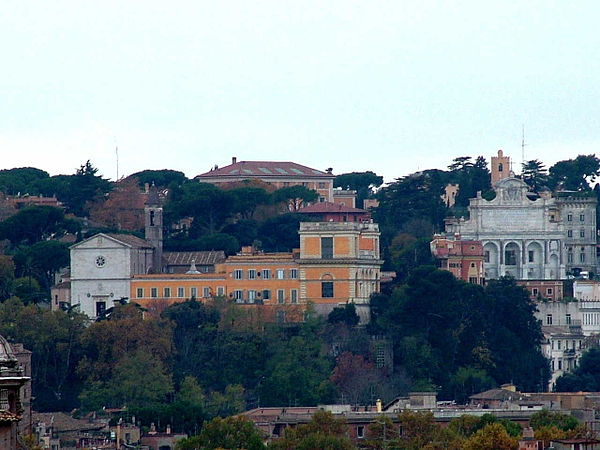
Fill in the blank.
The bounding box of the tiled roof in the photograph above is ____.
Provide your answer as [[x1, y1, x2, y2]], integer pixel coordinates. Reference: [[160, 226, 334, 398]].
[[163, 251, 226, 266], [33, 412, 105, 432], [105, 233, 154, 249], [469, 388, 521, 401], [298, 202, 366, 214], [197, 161, 333, 179]]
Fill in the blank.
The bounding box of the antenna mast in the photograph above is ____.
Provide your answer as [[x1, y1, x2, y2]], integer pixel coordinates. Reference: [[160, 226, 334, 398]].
[[521, 124, 526, 173], [115, 138, 119, 181]]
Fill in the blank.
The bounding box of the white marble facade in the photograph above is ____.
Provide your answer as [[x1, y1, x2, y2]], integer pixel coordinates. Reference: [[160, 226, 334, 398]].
[[445, 177, 566, 280]]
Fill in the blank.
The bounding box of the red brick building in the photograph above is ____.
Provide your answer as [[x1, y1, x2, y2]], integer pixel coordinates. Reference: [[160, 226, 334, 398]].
[[430, 234, 485, 284]]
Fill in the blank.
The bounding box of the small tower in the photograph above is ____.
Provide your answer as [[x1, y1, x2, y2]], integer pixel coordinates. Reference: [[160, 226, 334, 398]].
[[145, 183, 163, 273], [491, 149, 511, 185]]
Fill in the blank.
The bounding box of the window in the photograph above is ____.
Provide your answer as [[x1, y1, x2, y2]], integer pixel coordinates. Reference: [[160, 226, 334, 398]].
[[151, 287, 158, 298], [580, 229, 585, 238], [277, 289, 285, 304], [505, 249, 517, 265], [484, 251, 490, 263], [469, 277, 478, 284], [470, 262, 475, 268], [581, 214, 585, 221], [203, 287, 211, 298], [177, 287, 185, 298], [498, 163, 503, 172], [248, 269, 256, 280], [0, 390, 8, 410], [567, 229, 573, 238], [318, 182, 327, 189], [580, 252, 586, 263], [262, 289, 271, 300], [96, 301, 106, 317], [248, 290, 257, 303], [557, 340, 561, 350], [290, 269, 298, 279], [321, 237, 334, 259], [551, 360, 555, 371], [566, 314, 572, 325], [322, 281, 334, 298], [217, 286, 225, 296], [164, 287, 171, 298], [277, 310, 286, 323], [546, 314, 553, 325], [262, 269, 271, 279], [558, 360, 562, 370], [357, 426, 365, 439], [528, 250, 534, 263], [234, 290, 243, 302], [291, 289, 298, 304], [234, 269, 243, 280], [568, 250, 574, 263], [190, 287, 197, 298], [276, 269, 285, 279], [532, 288, 539, 296], [547, 288, 553, 295], [567, 213, 573, 222], [136, 288, 144, 298]]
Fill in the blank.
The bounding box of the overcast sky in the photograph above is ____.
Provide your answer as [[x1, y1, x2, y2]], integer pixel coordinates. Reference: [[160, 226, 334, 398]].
[[1, 1, 599, 183]]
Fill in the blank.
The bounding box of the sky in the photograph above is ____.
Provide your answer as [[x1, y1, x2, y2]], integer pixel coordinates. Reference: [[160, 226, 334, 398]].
[[1, 1, 599, 183]]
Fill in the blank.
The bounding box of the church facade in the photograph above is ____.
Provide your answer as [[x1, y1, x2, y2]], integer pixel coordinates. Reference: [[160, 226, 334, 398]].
[[445, 177, 566, 280]]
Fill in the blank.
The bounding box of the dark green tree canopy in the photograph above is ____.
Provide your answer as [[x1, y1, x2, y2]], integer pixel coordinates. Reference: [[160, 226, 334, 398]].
[[126, 169, 187, 188], [334, 171, 384, 208]]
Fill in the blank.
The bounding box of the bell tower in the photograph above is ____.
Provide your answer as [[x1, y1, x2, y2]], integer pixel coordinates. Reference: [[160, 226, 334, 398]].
[[145, 183, 163, 273], [491, 149, 511, 185]]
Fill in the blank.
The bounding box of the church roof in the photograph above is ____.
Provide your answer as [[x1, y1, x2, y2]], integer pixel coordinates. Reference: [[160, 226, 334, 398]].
[[105, 233, 154, 249], [163, 251, 226, 266], [196, 161, 334, 179]]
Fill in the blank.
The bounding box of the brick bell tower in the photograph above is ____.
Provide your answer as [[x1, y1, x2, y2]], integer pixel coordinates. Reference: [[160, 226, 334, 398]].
[[145, 183, 163, 273]]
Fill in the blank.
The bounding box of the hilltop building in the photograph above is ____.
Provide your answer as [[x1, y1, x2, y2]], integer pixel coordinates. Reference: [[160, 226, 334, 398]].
[[132, 222, 383, 324], [430, 234, 485, 284], [196, 158, 355, 205], [445, 177, 566, 280]]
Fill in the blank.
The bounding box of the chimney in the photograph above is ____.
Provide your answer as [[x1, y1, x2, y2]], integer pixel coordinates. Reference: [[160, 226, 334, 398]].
[[376, 399, 382, 413], [232, 156, 237, 164], [166, 424, 172, 435]]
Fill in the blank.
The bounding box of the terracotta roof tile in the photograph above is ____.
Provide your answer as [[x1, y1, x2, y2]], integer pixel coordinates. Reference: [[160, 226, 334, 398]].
[[298, 202, 366, 214], [105, 233, 154, 249], [197, 161, 333, 179], [163, 251, 226, 266]]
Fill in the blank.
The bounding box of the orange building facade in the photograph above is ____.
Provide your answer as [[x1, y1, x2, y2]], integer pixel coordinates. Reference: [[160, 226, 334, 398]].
[[430, 234, 485, 285], [131, 222, 383, 323]]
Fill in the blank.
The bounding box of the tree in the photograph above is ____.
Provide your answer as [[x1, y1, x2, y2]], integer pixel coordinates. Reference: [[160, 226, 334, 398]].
[[14, 240, 70, 290], [107, 350, 173, 409], [462, 423, 517, 450], [270, 410, 354, 450], [259, 332, 336, 407], [230, 186, 271, 219], [165, 182, 237, 236], [328, 303, 360, 327], [127, 169, 187, 188], [334, 171, 384, 208], [89, 177, 145, 231], [555, 347, 600, 392], [397, 410, 438, 449], [67, 161, 112, 216], [0, 167, 50, 195], [0, 255, 15, 301], [530, 409, 579, 431], [272, 185, 318, 211], [0, 206, 79, 246], [521, 159, 548, 192], [450, 367, 495, 404], [331, 352, 387, 404], [548, 155, 600, 191], [257, 213, 302, 252], [176, 416, 266, 450]]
